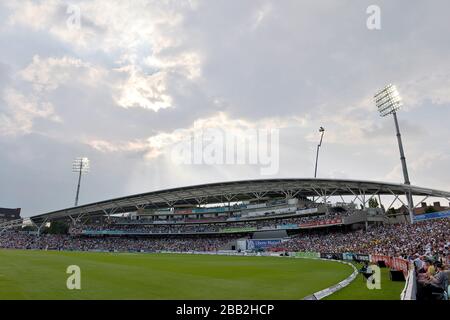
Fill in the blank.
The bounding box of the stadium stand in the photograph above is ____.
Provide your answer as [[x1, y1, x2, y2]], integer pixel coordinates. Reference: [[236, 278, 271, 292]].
[[0, 208, 21, 223], [268, 219, 449, 261], [69, 211, 351, 236], [1, 180, 449, 300], [1, 219, 447, 266], [1, 216, 448, 299], [0, 232, 242, 252]]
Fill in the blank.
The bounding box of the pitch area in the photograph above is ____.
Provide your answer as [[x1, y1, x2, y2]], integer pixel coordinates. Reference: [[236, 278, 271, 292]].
[[0, 249, 353, 300]]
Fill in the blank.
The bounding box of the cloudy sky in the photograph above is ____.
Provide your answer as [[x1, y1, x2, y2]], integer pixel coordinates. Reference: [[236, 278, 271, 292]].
[[0, 0, 449, 217]]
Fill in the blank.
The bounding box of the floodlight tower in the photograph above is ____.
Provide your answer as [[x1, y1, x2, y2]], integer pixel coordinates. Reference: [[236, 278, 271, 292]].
[[72, 157, 90, 207], [314, 127, 325, 178], [374, 84, 414, 222]]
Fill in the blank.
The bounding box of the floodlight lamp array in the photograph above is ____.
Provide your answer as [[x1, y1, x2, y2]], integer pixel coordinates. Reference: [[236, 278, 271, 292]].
[[374, 84, 402, 117], [72, 157, 90, 173]]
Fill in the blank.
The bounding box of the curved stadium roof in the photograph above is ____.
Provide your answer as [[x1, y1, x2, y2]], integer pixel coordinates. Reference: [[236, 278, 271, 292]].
[[30, 178, 450, 223]]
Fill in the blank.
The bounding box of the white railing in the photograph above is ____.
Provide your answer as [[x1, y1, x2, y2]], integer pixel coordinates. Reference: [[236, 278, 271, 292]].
[[400, 268, 416, 300]]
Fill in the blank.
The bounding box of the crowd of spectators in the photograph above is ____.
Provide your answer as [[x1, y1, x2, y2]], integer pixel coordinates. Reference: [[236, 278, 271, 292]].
[[270, 219, 449, 263], [415, 256, 448, 300], [0, 231, 240, 252], [3, 218, 447, 264]]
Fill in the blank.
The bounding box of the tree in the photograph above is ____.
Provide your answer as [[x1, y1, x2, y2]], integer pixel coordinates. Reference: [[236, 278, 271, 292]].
[[21, 225, 37, 232], [387, 208, 396, 215], [368, 198, 379, 208]]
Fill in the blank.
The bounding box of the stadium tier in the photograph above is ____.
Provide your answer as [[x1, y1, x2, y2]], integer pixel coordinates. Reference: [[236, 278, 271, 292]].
[[1, 219, 448, 260]]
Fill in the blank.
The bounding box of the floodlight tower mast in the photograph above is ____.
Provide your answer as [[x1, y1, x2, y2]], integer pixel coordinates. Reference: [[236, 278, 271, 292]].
[[392, 111, 410, 185], [314, 127, 325, 178], [72, 157, 90, 207], [374, 84, 414, 222]]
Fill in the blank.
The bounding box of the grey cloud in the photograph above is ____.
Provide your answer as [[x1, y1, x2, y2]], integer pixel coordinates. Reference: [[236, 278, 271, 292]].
[[1, 1, 449, 216]]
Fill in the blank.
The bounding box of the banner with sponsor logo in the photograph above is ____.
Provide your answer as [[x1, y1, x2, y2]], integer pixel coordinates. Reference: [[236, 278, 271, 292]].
[[353, 254, 371, 262], [299, 218, 343, 229], [371, 254, 391, 267], [295, 252, 320, 258], [371, 254, 409, 278], [341, 253, 371, 262], [342, 252, 354, 261], [414, 210, 450, 222], [320, 253, 343, 260], [192, 207, 230, 214], [276, 224, 299, 230], [247, 239, 281, 250], [221, 227, 257, 233], [392, 257, 409, 277], [174, 209, 192, 215]]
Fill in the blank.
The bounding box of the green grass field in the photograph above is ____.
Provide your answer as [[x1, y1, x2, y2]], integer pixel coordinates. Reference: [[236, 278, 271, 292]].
[[325, 263, 405, 300], [0, 250, 403, 300]]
